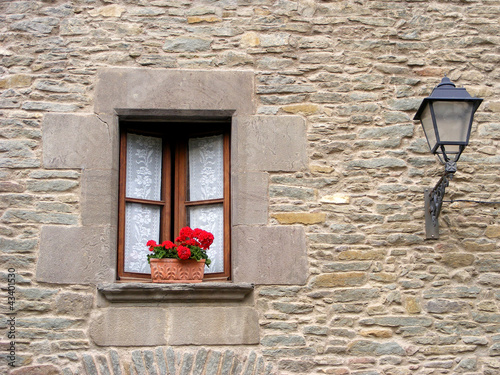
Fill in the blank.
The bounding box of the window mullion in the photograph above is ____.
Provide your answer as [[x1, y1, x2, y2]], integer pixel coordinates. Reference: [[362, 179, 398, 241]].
[[174, 138, 188, 237], [161, 138, 172, 242]]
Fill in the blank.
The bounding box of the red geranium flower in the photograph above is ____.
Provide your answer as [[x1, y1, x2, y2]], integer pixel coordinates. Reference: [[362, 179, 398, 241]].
[[147, 239, 157, 251], [161, 240, 175, 249], [185, 238, 198, 247], [177, 226, 193, 242], [177, 245, 191, 260], [198, 231, 214, 250]]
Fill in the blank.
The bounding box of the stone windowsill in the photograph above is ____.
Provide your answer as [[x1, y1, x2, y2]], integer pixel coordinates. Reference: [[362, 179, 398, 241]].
[[97, 282, 254, 303]]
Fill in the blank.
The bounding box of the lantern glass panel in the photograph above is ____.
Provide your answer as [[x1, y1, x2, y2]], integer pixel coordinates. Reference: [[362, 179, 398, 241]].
[[420, 104, 437, 152], [433, 101, 474, 147]]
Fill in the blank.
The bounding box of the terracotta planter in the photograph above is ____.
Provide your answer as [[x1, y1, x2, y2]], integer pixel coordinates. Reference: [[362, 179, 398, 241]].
[[150, 258, 205, 283]]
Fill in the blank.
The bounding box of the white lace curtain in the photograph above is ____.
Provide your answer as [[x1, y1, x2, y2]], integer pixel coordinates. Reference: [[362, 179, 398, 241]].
[[188, 135, 224, 273]]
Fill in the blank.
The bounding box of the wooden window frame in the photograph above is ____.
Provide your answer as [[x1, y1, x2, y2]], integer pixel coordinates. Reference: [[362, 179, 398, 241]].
[[117, 120, 231, 282]]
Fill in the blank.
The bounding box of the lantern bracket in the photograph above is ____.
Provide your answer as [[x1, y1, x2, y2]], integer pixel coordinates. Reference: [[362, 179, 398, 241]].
[[424, 160, 457, 239]]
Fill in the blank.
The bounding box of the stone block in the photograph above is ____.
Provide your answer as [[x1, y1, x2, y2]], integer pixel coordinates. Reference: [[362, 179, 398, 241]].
[[404, 296, 422, 314], [1, 209, 78, 225], [168, 306, 259, 345], [347, 340, 405, 356], [37, 225, 116, 284], [323, 262, 371, 272], [282, 103, 319, 115], [338, 249, 386, 260], [22, 101, 79, 112], [331, 288, 380, 303], [440, 253, 475, 268], [231, 172, 268, 225], [27, 179, 78, 193], [308, 233, 365, 245], [89, 4, 126, 17], [272, 302, 314, 314], [0, 74, 32, 89], [55, 292, 94, 317], [360, 316, 433, 327], [272, 212, 326, 225], [359, 328, 393, 338], [90, 308, 167, 346], [42, 113, 118, 170], [347, 158, 406, 169], [81, 169, 118, 226], [94, 69, 254, 116], [478, 273, 500, 286], [485, 225, 500, 238], [163, 37, 211, 52], [270, 185, 315, 200], [234, 116, 307, 172], [320, 194, 350, 204], [425, 299, 465, 314], [313, 272, 367, 287], [261, 335, 306, 346], [232, 225, 308, 285]]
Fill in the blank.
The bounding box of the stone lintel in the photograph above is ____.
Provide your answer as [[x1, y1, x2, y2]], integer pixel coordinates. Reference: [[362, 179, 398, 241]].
[[95, 68, 255, 116], [97, 282, 254, 303], [233, 225, 308, 285]]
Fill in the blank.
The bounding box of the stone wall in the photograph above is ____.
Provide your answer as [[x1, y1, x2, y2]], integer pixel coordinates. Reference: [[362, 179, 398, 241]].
[[1, 0, 500, 374]]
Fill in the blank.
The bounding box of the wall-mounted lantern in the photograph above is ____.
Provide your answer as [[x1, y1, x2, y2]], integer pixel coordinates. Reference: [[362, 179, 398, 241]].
[[414, 77, 483, 239]]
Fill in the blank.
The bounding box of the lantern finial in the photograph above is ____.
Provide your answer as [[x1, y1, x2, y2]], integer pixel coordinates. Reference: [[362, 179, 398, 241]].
[[437, 76, 455, 88]]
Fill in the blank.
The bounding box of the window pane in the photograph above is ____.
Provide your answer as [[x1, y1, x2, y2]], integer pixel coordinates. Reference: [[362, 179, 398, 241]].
[[187, 204, 224, 274], [126, 133, 163, 201], [124, 203, 160, 274], [188, 134, 224, 201]]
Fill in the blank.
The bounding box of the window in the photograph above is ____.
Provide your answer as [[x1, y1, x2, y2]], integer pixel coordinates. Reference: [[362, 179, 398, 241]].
[[117, 120, 231, 281]]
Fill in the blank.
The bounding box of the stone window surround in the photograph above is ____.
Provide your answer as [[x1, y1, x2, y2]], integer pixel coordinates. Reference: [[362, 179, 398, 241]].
[[37, 68, 309, 287], [37, 68, 310, 346]]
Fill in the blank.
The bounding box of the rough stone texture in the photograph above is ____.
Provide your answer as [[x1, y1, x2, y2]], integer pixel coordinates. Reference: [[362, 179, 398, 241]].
[[37, 226, 116, 284], [233, 225, 308, 285], [2, 1, 500, 374], [168, 307, 260, 345]]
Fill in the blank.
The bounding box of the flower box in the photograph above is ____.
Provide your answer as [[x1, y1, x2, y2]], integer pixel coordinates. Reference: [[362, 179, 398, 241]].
[[150, 258, 206, 283]]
